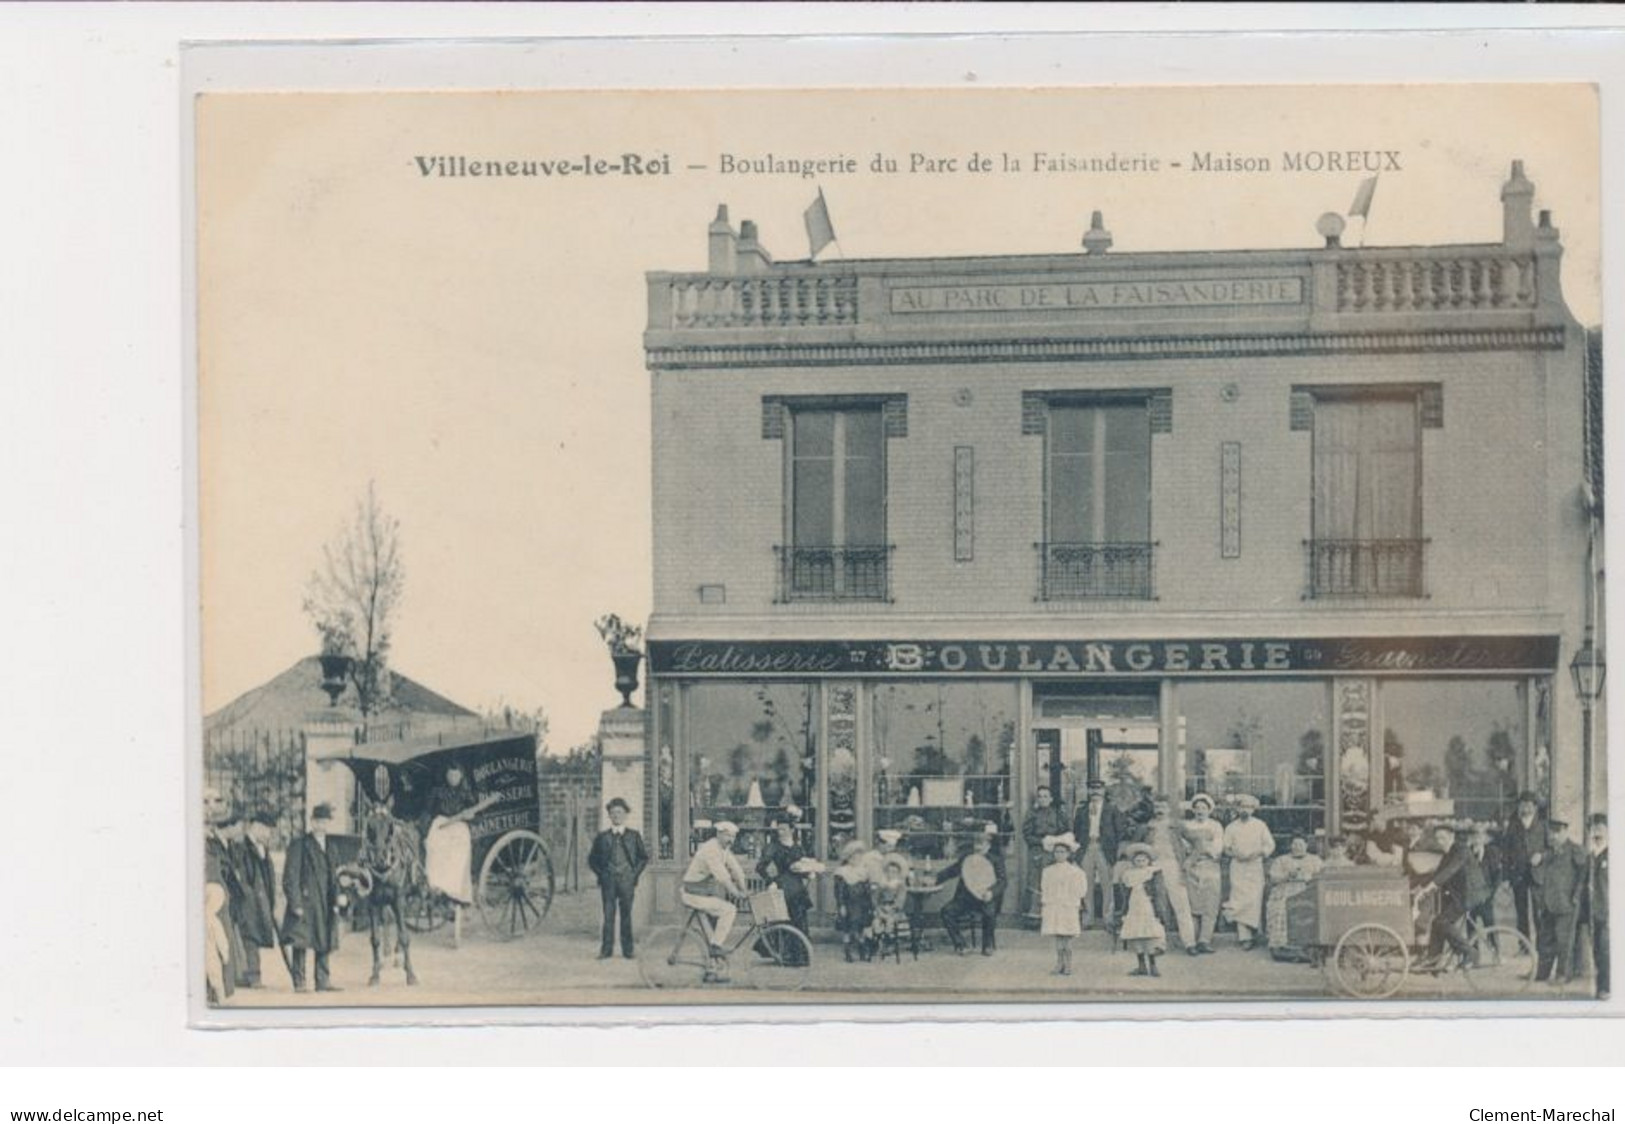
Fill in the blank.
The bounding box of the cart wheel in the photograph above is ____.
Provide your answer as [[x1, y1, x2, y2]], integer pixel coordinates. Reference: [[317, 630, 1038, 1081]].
[[476, 830, 554, 940], [402, 883, 448, 934], [1330, 923, 1409, 999], [638, 925, 720, 990], [744, 923, 814, 992], [1461, 925, 1537, 994]]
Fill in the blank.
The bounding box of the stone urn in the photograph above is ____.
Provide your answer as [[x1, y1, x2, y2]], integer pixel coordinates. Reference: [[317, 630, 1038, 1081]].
[[611, 650, 643, 708], [318, 653, 352, 706]]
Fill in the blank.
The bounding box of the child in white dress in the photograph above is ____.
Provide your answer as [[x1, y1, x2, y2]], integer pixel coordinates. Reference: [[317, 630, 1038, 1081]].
[[1039, 833, 1088, 976], [1118, 843, 1167, 978]]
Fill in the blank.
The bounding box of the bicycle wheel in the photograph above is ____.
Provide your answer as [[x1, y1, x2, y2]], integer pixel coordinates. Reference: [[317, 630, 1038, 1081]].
[[1462, 925, 1537, 994], [741, 923, 813, 992], [638, 924, 716, 990], [1330, 923, 1408, 999]]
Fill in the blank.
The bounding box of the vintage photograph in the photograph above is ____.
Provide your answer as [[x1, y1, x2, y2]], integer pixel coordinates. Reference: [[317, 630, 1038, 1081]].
[[196, 84, 1608, 1010]]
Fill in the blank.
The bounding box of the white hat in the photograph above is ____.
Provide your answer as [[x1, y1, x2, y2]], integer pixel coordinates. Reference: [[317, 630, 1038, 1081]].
[[876, 829, 903, 845], [982, 822, 1000, 836], [714, 820, 740, 837], [1043, 832, 1079, 854], [1190, 793, 1215, 810], [1234, 793, 1261, 811]]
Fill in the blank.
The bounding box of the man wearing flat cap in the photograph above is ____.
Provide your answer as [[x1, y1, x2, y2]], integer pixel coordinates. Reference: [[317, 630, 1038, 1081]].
[[588, 796, 648, 959], [282, 803, 342, 993], [1530, 815, 1586, 984], [1072, 781, 1121, 929]]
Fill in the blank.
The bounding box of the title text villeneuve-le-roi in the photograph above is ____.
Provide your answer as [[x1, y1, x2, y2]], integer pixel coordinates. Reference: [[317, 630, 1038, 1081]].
[[411, 149, 1402, 180]]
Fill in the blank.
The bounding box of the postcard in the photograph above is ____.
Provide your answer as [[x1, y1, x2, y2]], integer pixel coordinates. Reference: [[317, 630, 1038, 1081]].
[[194, 79, 1608, 1017]]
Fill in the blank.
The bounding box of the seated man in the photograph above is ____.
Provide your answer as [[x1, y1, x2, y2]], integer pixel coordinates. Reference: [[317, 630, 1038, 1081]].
[[936, 826, 1005, 956], [1416, 822, 1486, 970], [680, 821, 749, 980]]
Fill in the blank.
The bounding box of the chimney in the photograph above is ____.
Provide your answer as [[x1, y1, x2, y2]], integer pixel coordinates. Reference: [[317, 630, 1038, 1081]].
[[1501, 160, 1535, 251], [735, 219, 773, 273], [1537, 207, 1560, 244], [707, 204, 737, 274], [1082, 210, 1113, 255]]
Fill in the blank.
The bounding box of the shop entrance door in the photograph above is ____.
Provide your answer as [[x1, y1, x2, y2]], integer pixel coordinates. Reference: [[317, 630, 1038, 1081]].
[[1032, 721, 1161, 811], [1030, 686, 1161, 812]]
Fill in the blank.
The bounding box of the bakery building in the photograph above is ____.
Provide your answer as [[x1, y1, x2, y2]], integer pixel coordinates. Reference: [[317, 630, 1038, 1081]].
[[631, 161, 1604, 918]]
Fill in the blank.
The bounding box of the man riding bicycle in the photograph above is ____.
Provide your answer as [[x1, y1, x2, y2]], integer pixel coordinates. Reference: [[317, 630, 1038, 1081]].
[[680, 821, 750, 981], [1415, 822, 1490, 971]]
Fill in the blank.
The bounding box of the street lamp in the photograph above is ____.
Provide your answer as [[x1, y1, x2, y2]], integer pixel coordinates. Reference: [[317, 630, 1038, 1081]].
[[1569, 627, 1606, 820]]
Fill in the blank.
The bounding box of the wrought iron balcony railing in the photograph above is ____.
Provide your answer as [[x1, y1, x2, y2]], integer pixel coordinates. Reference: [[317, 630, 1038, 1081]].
[[1305, 538, 1429, 599], [775, 544, 894, 603], [1036, 542, 1157, 601]]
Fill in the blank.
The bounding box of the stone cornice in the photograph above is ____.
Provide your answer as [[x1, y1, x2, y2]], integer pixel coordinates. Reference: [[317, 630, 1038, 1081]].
[[646, 327, 1566, 371]]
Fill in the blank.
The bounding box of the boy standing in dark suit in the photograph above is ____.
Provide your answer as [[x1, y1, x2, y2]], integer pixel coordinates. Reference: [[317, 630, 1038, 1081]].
[[588, 797, 648, 959]]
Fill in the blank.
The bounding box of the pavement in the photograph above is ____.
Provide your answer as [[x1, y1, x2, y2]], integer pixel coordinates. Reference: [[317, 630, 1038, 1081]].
[[219, 890, 1600, 1011]]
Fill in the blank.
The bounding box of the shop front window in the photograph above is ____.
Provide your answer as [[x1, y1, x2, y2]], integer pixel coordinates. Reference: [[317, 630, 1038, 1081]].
[[1178, 681, 1330, 844], [1379, 680, 1525, 824], [871, 683, 1017, 864], [685, 682, 818, 862]]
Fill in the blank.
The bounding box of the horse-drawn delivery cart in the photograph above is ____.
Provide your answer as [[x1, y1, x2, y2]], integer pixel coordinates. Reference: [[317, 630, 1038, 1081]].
[[329, 731, 555, 943]]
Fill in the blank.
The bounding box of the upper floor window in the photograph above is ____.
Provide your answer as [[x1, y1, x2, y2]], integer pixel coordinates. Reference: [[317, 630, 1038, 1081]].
[[1040, 399, 1154, 600], [780, 405, 891, 601], [1308, 390, 1426, 598]]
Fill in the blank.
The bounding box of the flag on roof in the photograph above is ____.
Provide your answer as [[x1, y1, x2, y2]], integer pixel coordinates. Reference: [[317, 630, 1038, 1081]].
[[1349, 175, 1378, 219], [804, 188, 836, 259]]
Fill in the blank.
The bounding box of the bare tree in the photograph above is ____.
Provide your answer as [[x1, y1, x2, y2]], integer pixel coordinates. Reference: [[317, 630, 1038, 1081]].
[[302, 481, 405, 720]]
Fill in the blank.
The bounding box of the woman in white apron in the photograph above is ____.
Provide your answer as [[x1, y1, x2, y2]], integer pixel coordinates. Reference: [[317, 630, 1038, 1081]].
[[424, 763, 489, 947]]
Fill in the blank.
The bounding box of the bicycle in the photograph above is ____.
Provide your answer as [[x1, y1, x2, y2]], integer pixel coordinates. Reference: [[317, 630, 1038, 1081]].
[[638, 889, 814, 992], [1329, 884, 1537, 999]]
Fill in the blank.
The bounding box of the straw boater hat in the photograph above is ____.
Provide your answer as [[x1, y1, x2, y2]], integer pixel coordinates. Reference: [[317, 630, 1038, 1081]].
[[1120, 842, 1155, 861], [1190, 793, 1215, 811], [1043, 832, 1079, 854]]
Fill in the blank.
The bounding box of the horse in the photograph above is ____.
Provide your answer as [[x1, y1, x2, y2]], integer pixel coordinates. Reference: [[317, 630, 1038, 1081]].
[[355, 805, 422, 987]]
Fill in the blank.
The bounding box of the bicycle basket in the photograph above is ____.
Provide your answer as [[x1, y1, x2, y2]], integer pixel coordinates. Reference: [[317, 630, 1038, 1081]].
[[749, 887, 790, 924]]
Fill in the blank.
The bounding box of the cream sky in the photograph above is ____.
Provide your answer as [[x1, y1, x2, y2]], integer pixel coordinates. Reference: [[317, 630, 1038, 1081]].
[[197, 85, 1599, 752]]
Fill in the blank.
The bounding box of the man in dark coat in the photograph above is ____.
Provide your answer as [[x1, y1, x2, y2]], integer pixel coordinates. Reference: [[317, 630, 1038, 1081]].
[[1418, 823, 1489, 968], [1467, 824, 1502, 936], [1580, 814, 1609, 999], [1502, 791, 1547, 943], [937, 826, 1006, 955], [282, 803, 342, 992], [587, 797, 648, 959], [1530, 817, 1586, 984], [231, 810, 281, 988], [1072, 781, 1122, 928]]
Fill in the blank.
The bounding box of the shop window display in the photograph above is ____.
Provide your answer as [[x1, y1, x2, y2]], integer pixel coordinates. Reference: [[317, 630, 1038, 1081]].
[[871, 683, 1017, 869], [1379, 680, 1527, 824], [685, 682, 818, 861], [1178, 681, 1330, 843]]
